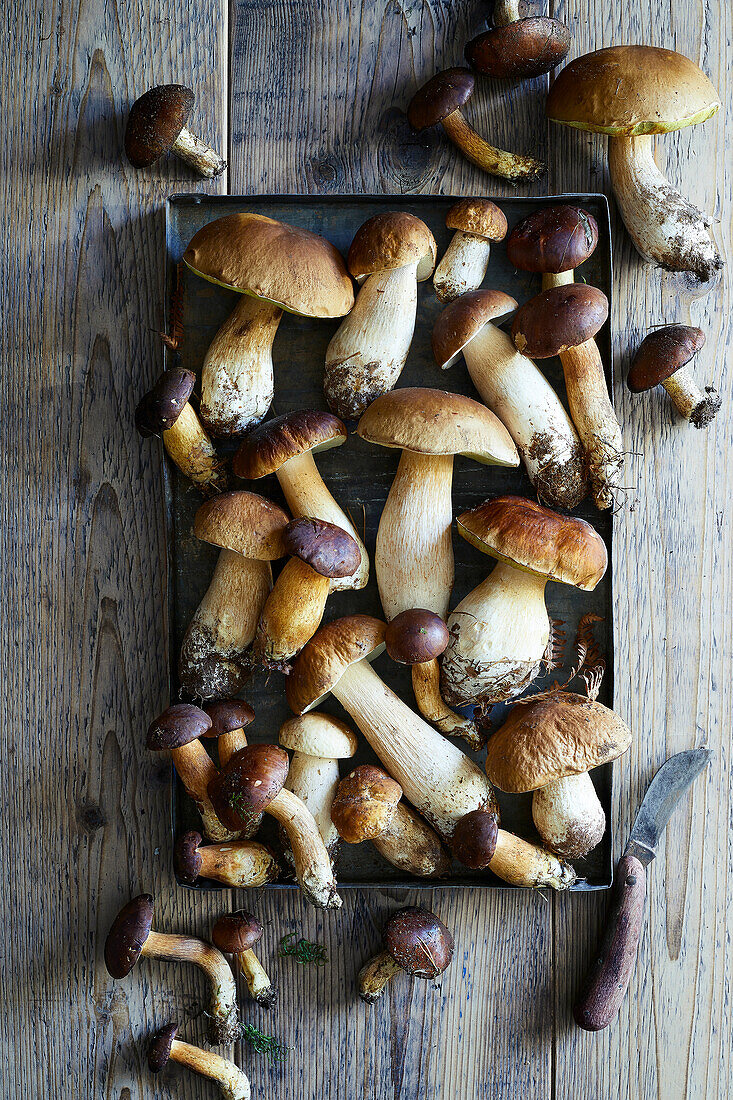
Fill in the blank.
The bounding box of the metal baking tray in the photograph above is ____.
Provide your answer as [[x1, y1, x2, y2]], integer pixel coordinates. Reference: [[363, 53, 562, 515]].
[[165, 193, 614, 891]]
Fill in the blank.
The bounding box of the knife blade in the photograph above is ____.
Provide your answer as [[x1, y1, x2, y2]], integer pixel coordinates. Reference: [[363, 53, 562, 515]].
[[574, 747, 712, 1032]]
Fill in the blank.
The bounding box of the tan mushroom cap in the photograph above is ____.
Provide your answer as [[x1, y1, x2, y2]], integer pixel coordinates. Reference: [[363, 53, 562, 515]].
[[357, 387, 518, 466], [183, 212, 355, 317], [332, 765, 402, 843], [432, 289, 518, 369], [457, 495, 608, 590], [286, 614, 387, 715], [279, 712, 358, 759], [446, 198, 508, 241], [546, 46, 721, 137], [233, 410, 347, 480], [193, 491, 289, 559], [485, 691, 632, 792], [347, 212, 437, 282]]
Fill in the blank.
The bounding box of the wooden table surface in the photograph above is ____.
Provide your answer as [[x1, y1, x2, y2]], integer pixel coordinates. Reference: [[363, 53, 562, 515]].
[[3, 2, 731, 1097]]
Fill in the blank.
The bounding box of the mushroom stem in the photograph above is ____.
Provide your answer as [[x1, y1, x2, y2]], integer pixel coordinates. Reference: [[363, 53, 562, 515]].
[[236, 949, 276, 1008], [252, 557, 330, 670], [492, 0, 521, 25], [373, 802, 451, 878], [218, 726, 249, 769], [162, 402, 227, 493], [357, 950, 405, 1003], [532, 772, 606, 859], [441, 110, 546, 182], [489, 829, 577, 889], [608, 134, 721, 282], [197, 840, 281, 888], [201, 296, 282, 437], [170, 127, 227, 179], [661, 366, 721, 425], [433, 232, 492, 303], [281, 752, 341, 861], [167, 1038, 250, 1100], [411, 659, 484, 751], [171, 741, 239, 843], [267, 787, 342, 909]]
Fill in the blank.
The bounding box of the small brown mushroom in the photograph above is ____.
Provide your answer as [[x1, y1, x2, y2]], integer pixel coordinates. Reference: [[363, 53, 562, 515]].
[[512, 285, 609, 361], [174, 830, 281, 889], [358, 907, 454, 1004], [452, 809, 577, 887], [204, 700, 256, 768], [212, 911, 277, 1010], [465, 1, 571, 79], [148, 1023, 250, 1100], [628, 325, 720, 428], [125, 85, 226, 178], [433, 199, 508, 302]]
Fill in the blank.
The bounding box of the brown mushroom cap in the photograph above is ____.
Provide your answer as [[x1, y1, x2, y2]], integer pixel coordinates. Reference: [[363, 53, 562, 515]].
[[445, 198, 508, 241], [203, 700, 256, 737], [147, 1022, 179, 1073], [627, 325, 705, 392], [283, 517, 361, 579], [278, 712, 358, 759], [506, 206, 599, 274], [451, 809, 499, 869], [184, 213, 355, 317], [104, 893, 154, 978], [146, 703, 212, 751], [432, 289, 518, 369], [208, 744, 290, 832], [125, 85, 194, 168], [286, 614, 387, 715], [233, 410, 347, 480], [511, 284, 609, 359], [465, 18, 571, 80], [174, 830, 204, 884], [347, 212, 437, 282], [212, 911, 264, 954], [457, 495, 608, 590], [485, 691, 632, 793], [384, 907, 454, 978], [385, 609, 449, 665], [408, 68, 475, 131], [546, 46, 721, 136], [135, 369, 196, 437], [331, 765, 403, 843], [193, 491, 289, 559]]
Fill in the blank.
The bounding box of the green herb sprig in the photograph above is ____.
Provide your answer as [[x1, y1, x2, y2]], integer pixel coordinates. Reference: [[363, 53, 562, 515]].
[[240, 1022, 289, 1063], [278, 932, 327, 966]]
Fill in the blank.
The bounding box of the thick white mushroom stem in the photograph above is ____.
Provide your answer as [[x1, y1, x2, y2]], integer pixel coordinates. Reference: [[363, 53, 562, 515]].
[[489, 829, 577, 889], [532, 772, 606, 859], [358, 952, 405, 1003], [172, 742, 239, 843], [441, 110, 546, 182], [167, 1038, 250, 1100], [170, 127, 227, 179], [374, 802, 451, 878], [253, 558, 330, 670], [281, 753, 341, 864], [197, 840, 280, 888], [235, 949, 274, 1007], [201, 296, 282, 437], [331, 659, 497, 839], [324, 263, 418, 420], [608, 134, 721, 282], [266, 787, 342, 909], [162, 402, 227, 493], [434, 232, 492, 302], [661, 368, 721, 426], [442, 561, 550, 706], [141, 932, 239, 1045], [276, 449, 369, 591], [492, 0, 521, 26]]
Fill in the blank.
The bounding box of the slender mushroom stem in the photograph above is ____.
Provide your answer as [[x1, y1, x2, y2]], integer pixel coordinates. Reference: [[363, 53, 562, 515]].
[[282, 752, 341, 860], [411, 659, 484, 751], [661, 367, 721, 424], [441, 110, 546, 182], [218, 726, 249, 769], [170, 127, 227, 179], [162, 402, 227, 493], [171, 741, 239, 843], [372, 801, 451, 879], [489, 829, 577, 889], [433, 232, 493, 303], [197, 840, 280, 888], [252, 558, 331, 670], [532, 772, 606, 858], [235, 948, 275, 1007], [166, 1038, 250, 1100], [357, 951, 405, 1003], [141, 932, 239, 1044], [266, 787, 342, 909], [492, 0, 521, 25]]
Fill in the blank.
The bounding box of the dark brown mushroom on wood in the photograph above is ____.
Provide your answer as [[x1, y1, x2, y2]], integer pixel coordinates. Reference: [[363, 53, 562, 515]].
[[148, 1023, 250, 1100], [452, 809, 576, 887], [465, 1, 571, 79], [212, 911, 277, 1009], [358, 907, 454, 1004], [125, 85, 226, 178], [433, 199, 508, 302], [628, 325, 720, 428], [174, 830, 281, 888]]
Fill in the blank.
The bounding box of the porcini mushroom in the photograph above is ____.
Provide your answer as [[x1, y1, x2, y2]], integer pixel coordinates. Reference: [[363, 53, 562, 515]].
[[148, 1023, 250, 1100], [408, 68, 546, 182], [465, 0, 571, 79], [179, 491, 288, 699], [212, 911, 277, 1010], [441, 496, 608, 706], [286, 615, 499, 840], [357, 387, 518, 749], [174, 830, 281, 889], [433, 199, 508, 303], [485, 692, 632, 858], [208, 744, 342, 909], [628, 325, 720, 428], [546, 47, 722, 281], [184, 214, 354, 436], [125, 85, 226, 178], [202, 701, 261, 837], [233, 410, 368, 591], [357, 907, 454, 1004], [324, 213, 436, 420], [104, 894, 239, 1044], [452, 808, 576, 888], [332, 765, 451, 879], [135, 368, 226, 495]]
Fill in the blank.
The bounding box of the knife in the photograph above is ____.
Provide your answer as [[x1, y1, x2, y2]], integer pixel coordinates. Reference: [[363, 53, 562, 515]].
[[574, 747, 712, 1032]]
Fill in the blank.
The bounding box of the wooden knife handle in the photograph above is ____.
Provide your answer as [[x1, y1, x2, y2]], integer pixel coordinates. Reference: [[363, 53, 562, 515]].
[[573, 854, 647, 1031]]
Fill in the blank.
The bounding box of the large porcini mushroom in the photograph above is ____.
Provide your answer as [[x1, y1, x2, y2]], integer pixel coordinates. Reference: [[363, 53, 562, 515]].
[[441, 496, 608, 706], [208, 744, 342, 909], [233, 410, 368, 590], [184, 213, 354, 436], [104, 894, 240, 1044], [486, 692, 632, 858], [465, 0, 571, 79], [408, 68, 546, 182], [179, 491, 288, 699], [174, 830, 280, 889], [433, 199, 508, 303], [546, 47, 722, 281], [332, 765, 451, 879], [452, 809, 576, 888], [323, 213, 436, 420], [286, 615, 499, 840], [212, 911, 277, 1010], [357, 387, 518, 749], [148, 1023, 250, 1100], [628, 325, 720, 429], [433, 290, 588, 509], [125, 85, 226, 178], [358, 907, 454, 1004], [135, 368, 226, 494]]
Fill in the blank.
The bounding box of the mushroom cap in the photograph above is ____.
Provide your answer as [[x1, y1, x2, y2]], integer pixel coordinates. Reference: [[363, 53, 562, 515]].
[[432, 289, 518, 369], [174, 830, 203, 884], [212, 910, 264, 953], [184, 212, 354, 317], [511, 284, 609, 359], [146, 703, 212, 751], [546, 46, 721, 136], [135, 369, 196, 436], [506, 206, 599, 273], [331, 765, 402, 843], [193, 491, 289, 559], [104, 893, 154, 978], [233, 410, 347, 479], [445, 198, 508, 241], [203, 699, 256, 736], [486, 691, 632, 792], [408, 68, 475, 130], [283, 517, 361, 579], [465, 18, 571, 80], [451, 809, 499, 869], [627, 325, 705, 391], [457, 495, 608, 590], [286, 614, 387, 715], [347, 212, 437, 282], [384, 907, 454, 978], [125, 85, 194, 167], [385, 609, 450, 665], [208, 744, 290, 831], [147, 1023, 179, 1072], [356, 387, 518, 466], [278, 712, 358, 759]]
